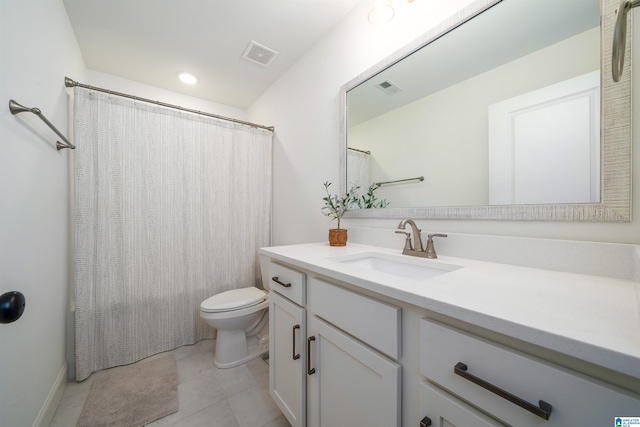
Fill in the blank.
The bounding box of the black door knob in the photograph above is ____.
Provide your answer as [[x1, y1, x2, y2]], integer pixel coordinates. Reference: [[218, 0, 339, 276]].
[[0, 291, 26, 324]]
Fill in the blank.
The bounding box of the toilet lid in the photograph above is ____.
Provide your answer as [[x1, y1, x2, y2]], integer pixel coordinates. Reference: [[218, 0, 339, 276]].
[[200, 287, 267, 312]]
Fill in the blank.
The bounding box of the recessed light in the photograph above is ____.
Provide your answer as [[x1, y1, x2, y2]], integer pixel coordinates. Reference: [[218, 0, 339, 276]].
[[177, 72, 198, 85]]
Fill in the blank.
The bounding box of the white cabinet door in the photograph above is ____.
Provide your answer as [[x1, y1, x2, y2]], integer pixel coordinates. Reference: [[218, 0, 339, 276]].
[[306, 316, 401, 427], [269, 290, 306, 427], [419, 381, 505, 427]]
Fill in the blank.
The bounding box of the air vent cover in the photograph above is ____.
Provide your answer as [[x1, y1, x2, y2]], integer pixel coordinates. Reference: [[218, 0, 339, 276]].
[[376, 79, 402, 95], [242, 41, 279, 67]]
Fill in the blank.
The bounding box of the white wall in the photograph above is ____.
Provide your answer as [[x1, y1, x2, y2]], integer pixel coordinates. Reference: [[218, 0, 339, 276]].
[[0, 0, 86, 426], [249, 0, 477, 245], [249, 1, 640, 246]]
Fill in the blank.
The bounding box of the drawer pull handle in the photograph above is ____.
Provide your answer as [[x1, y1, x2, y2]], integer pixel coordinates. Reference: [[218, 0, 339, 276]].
[[454, 362, 552, 420], [292, 325, 300, 360], [419, 416, 432, 426], [271, 276, 291, 288], [307, 336, 316, 375]]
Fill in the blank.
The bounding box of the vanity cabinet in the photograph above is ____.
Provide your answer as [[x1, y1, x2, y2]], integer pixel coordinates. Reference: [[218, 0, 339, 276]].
[[420, 319, 640, 427], [267, 260, 401, 427], [263, 248, 640, 427]]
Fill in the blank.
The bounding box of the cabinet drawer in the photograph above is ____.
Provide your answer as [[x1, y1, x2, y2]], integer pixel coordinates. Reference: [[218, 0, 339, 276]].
[[268, 262, 306, 306], [308, 277, 401, 360], [420, 319, 640, 427], [419, 381, 504, 427]]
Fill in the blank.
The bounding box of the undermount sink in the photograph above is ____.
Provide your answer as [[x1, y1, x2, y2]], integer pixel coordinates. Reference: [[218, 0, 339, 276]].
[[329, 252, 463, 281]]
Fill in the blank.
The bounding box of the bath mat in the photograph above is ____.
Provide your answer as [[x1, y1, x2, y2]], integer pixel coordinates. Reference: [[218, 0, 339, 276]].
[[77, 354, 179, 427]]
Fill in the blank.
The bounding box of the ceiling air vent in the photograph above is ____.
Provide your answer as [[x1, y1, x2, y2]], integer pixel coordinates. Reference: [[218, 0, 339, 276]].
[[376, 79, 402, 95], [242, 41, 279, 67]]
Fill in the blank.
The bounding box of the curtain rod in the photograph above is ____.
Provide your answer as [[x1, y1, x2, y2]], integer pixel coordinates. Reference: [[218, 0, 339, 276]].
[[348, 147, 371, 155], [64, 77, 275, 132]]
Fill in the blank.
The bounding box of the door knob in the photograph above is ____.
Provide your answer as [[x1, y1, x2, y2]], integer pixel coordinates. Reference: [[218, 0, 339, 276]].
[[0, 291, 26, 324]]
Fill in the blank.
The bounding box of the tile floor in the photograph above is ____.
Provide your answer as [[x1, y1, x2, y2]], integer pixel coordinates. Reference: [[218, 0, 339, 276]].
[[49, 340, 290, 427]]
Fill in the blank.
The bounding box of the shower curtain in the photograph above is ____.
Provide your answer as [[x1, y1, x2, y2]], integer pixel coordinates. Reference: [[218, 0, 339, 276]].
[[347, 149, 370, 189], [72, 88, 272, 381]]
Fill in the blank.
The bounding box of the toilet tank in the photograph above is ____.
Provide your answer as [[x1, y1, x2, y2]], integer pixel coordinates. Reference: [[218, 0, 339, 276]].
[[258, 254, 271, 291]]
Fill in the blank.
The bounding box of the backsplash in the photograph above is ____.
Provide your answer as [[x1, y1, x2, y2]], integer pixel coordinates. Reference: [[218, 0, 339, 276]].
[[347, 226, 639, 281]]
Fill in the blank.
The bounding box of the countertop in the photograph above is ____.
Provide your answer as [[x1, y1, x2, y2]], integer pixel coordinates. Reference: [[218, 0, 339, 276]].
[[259, 242, 640, 380]]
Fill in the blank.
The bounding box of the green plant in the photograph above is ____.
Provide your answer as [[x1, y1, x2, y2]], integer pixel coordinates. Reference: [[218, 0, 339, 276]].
[[356, 184, 389, 209], [321, 181, 359, 229]]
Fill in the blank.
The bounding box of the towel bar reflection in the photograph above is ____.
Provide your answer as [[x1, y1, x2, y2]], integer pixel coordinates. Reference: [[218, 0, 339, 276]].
[[374, 176, 424, 187], [8, 99, 75, 150]]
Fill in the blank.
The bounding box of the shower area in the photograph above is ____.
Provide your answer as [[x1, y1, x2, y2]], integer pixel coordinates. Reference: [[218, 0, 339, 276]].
[[67, 80, 273, 381]]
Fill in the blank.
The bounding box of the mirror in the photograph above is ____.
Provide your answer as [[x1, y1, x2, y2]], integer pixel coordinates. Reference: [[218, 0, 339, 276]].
[[340, 0, 631, 221]]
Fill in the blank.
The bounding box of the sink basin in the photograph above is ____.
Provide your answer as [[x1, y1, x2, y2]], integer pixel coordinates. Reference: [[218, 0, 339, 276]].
[[329, 252, 463, 281]]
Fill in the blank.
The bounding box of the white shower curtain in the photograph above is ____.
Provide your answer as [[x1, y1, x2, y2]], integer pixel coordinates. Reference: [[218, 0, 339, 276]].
[[73, 88, 272, 381], [347, 150, 370, 189]]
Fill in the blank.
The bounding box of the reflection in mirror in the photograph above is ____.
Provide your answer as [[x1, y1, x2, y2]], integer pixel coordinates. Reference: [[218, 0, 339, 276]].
[[347, 0, 599, 208], [341, 0, 631, 222]]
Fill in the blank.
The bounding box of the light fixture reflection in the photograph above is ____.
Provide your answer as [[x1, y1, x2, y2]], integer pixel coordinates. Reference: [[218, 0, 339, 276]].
[[177, 72, 198, 85], [368, 1, 395, 25]]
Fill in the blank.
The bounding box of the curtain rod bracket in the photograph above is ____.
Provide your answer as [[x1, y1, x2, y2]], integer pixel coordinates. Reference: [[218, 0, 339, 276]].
[[8, 99, 75, 150]]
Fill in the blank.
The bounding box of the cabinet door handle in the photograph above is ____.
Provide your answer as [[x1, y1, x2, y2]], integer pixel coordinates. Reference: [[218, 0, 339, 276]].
[[271, 276, 291, 288], [307, 336, 316, 375], [454, 362, 552, 420], [419, 416, 432, 426], [292, 325, 300, 360]]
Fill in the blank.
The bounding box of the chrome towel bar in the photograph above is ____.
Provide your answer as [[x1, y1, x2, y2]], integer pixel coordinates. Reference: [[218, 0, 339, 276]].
[[8, 99, 75, 150]]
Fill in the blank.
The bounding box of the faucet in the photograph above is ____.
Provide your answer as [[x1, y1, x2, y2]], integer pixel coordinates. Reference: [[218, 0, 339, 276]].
[[395, 218, 447, 259], [396, 218, 424, 251]]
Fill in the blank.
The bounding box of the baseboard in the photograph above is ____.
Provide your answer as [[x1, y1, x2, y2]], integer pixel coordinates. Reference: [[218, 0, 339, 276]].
[[33, 362, 68, 427]]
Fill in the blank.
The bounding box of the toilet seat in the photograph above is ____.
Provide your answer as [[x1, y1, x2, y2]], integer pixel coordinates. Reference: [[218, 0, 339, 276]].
[[200, 287, 267, 313]]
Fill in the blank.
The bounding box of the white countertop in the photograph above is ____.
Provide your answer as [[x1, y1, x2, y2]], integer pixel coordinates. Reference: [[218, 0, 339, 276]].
[[259, 242, 640, 380]]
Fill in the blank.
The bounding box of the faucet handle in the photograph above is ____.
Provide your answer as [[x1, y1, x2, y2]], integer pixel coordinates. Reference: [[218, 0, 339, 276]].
[[425, 234, 447, 259], [428, 233, 447, 239], [395, 230, 413, 252]]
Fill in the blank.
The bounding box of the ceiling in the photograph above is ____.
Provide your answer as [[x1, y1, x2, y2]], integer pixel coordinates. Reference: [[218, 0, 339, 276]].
[[62, 0, 362, 109]]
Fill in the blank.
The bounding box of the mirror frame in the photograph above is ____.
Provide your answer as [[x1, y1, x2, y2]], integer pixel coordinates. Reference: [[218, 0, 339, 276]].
[[340, 0, 632, 222]]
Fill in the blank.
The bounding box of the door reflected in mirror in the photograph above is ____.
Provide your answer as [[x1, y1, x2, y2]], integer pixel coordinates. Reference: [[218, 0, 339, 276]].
[[346, 0, 600, 208]]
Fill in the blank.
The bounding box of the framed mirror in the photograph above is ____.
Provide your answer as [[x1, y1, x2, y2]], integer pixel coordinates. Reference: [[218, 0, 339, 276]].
[[340, 0, 631, 221]]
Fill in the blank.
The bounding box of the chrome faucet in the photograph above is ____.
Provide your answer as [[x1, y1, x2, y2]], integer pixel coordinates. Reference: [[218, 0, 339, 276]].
[[395, 218, 447, 259]]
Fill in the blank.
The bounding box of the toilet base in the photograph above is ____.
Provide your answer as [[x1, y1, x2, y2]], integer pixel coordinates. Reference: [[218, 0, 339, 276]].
[[213, 331, 269, 369]]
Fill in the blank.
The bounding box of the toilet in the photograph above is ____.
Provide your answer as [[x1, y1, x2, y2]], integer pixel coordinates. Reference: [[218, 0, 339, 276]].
[[200, 286, 269, 368]]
